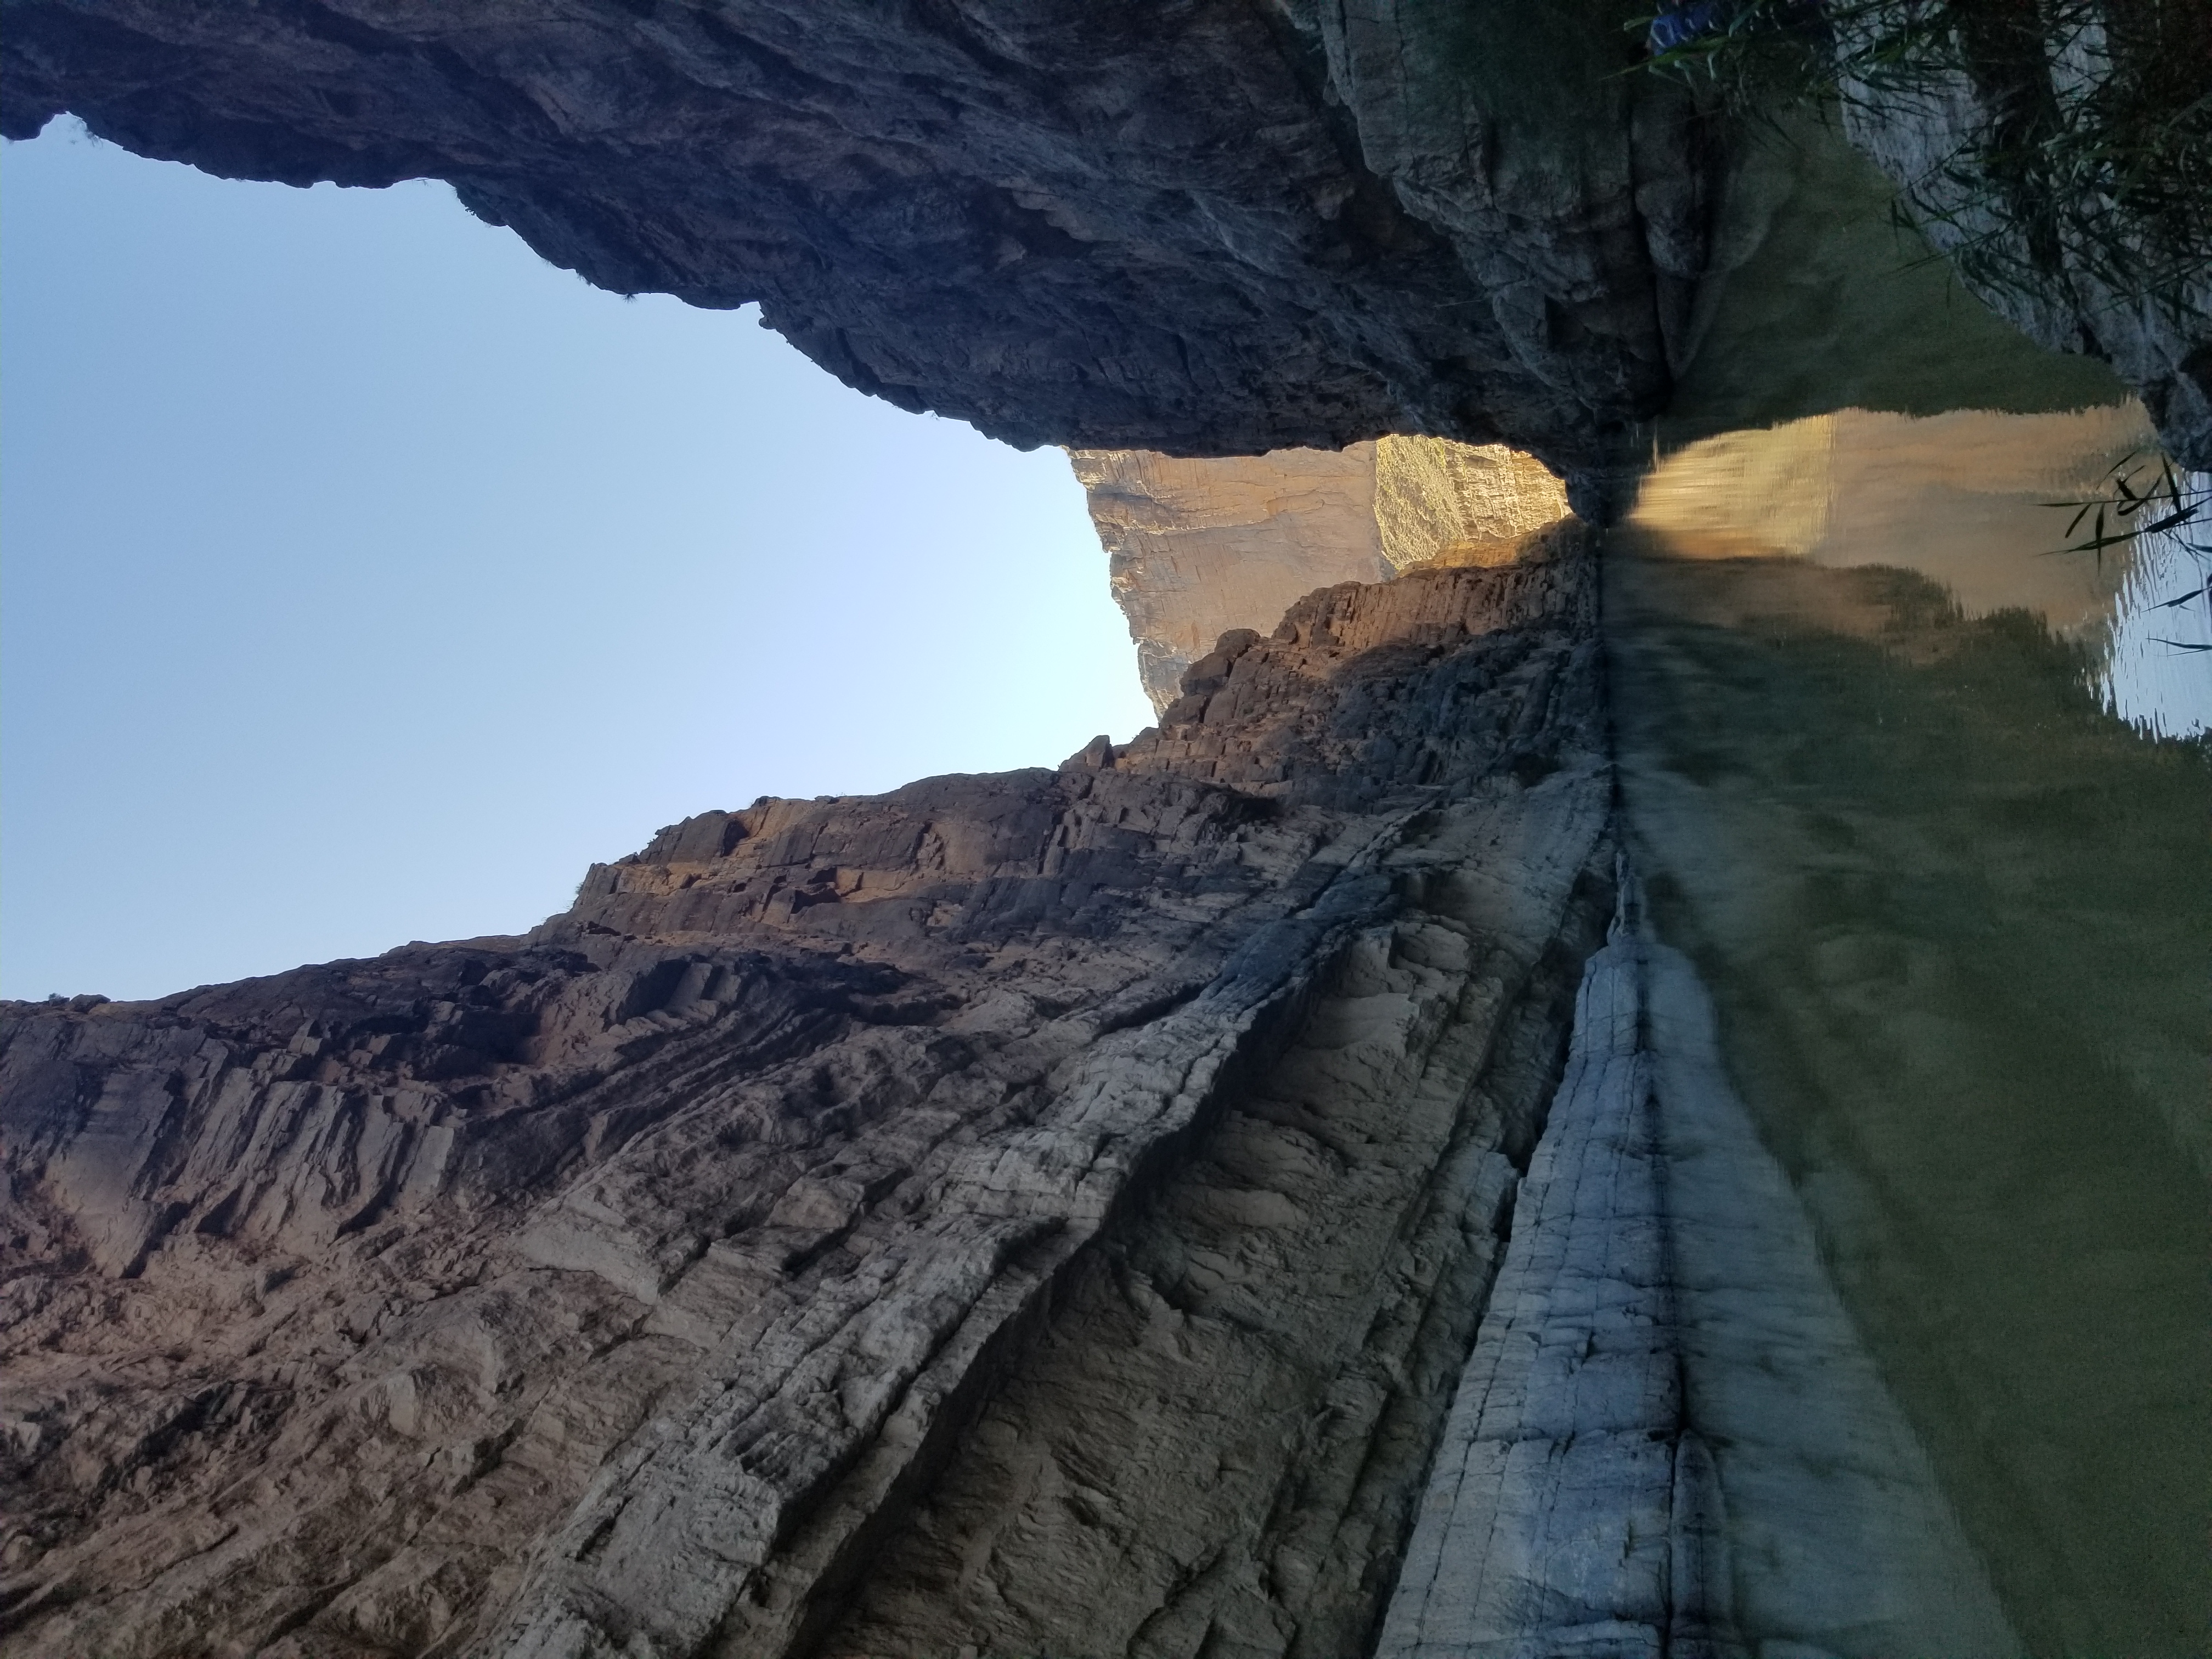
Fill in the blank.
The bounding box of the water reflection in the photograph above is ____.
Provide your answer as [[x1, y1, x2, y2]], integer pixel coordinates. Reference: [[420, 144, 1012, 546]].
[[1609, 403, 2210, 1656], [1631, 403, 2210, 737], [2104, 493, 2212, 738]]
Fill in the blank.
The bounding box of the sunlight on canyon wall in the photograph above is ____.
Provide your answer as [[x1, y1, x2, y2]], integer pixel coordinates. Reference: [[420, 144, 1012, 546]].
[[1071, 438, 1570, 710]]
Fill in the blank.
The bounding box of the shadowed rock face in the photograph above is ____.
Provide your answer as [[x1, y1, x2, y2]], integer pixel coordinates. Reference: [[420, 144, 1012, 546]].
[[0, 540, 1619, 1658], [0, 0, 1722, 481], [4, 2, 2198, 480]]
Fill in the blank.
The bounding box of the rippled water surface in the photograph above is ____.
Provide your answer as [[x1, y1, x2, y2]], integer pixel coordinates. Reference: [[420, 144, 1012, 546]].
[[1609, 402, 2209, 1655]]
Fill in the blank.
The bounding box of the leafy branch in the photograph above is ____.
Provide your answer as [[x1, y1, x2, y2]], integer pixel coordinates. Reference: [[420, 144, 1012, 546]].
[[2045, 450, 2212, 648]]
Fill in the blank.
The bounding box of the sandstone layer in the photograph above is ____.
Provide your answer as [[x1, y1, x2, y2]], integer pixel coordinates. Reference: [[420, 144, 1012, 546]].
[[0, 537, 1617, 1658], [1074, 439, 1570, 710]]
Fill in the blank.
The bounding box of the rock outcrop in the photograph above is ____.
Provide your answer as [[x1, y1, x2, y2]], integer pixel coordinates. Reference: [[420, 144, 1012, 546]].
[[1074, 439, 1569, 710], [1070, 446, 1390, 715], [0, 0, 1731, 484], [0, 535, 1617, 1658]]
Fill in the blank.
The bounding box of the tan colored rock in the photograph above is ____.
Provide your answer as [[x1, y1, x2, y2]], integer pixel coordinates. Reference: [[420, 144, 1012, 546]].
[[1073, 442, 1569, 711], [1069, 446, 1389, 713], [1373, 436, 1571, 573]]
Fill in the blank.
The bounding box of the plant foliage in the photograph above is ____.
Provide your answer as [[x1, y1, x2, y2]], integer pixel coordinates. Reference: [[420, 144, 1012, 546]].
[[1632, 0, 2212, 319]]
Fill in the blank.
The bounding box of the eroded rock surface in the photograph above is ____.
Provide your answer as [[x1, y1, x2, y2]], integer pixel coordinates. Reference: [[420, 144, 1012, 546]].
[[0, 0, 1729, 481], [0, 538, 1615, 1658]]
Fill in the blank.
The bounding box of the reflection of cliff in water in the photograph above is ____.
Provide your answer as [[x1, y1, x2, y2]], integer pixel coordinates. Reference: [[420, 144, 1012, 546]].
[[1629, 402, 2210, 737], [1609, 433, 2211, 1650]]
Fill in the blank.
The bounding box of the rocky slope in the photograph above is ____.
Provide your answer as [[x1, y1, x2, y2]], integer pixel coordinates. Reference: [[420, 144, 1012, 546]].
[[0, 535, 1618, 1658]]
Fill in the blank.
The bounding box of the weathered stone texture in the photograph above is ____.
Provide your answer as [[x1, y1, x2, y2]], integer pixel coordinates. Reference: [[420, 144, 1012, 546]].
[[0, 537, 1615, 1659], [1378, 889, 2018, 1658], [1373, 439, 1572, 574], [0, 0, 1726, 482]]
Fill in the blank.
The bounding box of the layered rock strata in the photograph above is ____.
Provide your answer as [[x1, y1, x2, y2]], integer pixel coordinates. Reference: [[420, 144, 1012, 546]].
[[0, 536, 1616, 1658], [1075, 439, 1570, 710]]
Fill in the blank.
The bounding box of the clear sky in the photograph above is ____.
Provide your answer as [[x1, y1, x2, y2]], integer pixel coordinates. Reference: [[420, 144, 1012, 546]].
[[1, 119, 1156, 1003]]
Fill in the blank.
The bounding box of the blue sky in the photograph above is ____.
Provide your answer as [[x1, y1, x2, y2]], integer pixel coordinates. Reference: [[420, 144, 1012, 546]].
[[1, 119, 1155, 1002]]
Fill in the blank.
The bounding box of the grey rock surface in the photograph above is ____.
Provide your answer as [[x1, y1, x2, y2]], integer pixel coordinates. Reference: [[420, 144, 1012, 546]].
[[0, 538, 1615, 1658], [0, 0, 1729, 481], [1377, 881, 2018, 1658]]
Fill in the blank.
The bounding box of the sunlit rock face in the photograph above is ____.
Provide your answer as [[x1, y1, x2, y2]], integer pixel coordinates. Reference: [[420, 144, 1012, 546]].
[[1373, 438, 1572, 572], [0, 539, 1617, 1658], [1075, 440, 1570, 709]]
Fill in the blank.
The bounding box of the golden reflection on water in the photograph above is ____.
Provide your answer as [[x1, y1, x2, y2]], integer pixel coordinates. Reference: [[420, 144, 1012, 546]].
[[1630, 403, 2210, 736], [1609, 404, 2210, 1655]]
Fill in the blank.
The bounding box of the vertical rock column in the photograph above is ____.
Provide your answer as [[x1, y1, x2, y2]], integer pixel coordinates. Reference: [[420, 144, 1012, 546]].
[[1378, 877, 2019, 1658]]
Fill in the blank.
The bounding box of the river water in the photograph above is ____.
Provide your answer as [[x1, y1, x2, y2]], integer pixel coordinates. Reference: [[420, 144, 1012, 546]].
[[1606, 401, 2209, 1654]]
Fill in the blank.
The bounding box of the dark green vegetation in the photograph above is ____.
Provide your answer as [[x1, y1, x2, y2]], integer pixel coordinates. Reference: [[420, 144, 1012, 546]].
[[1658, 114, 2127, 441], [1641, 0, 2212, 316], [1608, 547, 2211, 1654]]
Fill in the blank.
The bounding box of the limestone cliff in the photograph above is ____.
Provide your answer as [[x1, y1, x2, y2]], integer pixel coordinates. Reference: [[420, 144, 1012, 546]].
[[0, 539, 1616, 1658], [1074, 439, 1569, 710]]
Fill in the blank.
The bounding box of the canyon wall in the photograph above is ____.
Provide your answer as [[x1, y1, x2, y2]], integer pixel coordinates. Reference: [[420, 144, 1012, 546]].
[[0, 0, 1730, 492], [2, 5, 2200, 1651], [1075, 439, 1569, 710], [5, 3, 2194, 480], [0, 539, 1618, 1658]]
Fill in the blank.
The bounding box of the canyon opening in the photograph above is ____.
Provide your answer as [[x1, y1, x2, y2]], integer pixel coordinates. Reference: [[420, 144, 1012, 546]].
[[1, 4, 2206, 1657]]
